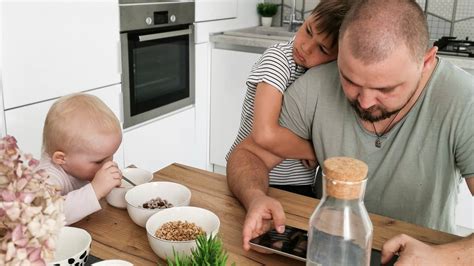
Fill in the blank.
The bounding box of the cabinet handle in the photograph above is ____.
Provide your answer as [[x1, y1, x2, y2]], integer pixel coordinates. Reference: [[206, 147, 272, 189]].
[[138, 29, 192, 42]]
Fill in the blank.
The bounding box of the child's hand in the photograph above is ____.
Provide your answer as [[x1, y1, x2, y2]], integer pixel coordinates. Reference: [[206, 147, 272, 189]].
[[91, 161, 122, 199], [302, 159, 318, 169]]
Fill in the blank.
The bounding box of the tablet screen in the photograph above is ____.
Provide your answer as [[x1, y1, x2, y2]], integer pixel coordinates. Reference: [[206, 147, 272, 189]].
[[249, 225, 398, 265], [249, 225, 307, 261]]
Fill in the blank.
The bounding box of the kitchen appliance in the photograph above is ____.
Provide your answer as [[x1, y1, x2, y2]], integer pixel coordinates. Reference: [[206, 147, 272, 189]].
[[120, 0, 195, 128], [434, 36, 474, 58]]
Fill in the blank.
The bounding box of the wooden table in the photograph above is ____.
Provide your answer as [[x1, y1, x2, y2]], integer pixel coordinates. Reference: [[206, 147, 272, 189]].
[[74, 163, 461, 265]]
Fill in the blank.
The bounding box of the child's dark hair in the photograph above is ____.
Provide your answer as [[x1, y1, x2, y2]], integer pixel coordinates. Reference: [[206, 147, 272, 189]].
[[311, 0, 353, 48]]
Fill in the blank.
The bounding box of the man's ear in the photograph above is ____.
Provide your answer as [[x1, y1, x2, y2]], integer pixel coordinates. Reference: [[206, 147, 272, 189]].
[[423, 46, 438, 70], [52, 151, 66, 165]]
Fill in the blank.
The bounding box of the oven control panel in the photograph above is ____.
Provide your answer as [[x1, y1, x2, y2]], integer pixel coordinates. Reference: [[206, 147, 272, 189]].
[[119, 1, 194, 32]]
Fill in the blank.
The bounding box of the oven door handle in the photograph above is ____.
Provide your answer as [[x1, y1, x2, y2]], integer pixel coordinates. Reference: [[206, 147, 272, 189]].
[[138, 29, 192, 42]]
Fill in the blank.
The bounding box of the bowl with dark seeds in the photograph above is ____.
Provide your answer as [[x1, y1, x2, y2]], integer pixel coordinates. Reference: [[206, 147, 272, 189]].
[[125, 181, 191, 227]]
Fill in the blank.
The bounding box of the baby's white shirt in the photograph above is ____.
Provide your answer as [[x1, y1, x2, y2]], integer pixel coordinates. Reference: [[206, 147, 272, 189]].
[[37, 156, 102, 225]]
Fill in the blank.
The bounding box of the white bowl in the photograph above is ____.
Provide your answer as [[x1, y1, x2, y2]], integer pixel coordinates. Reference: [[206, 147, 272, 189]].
[[106, 168, 153, 209], [92, 259, 133, 266], [125, 181, 191, 227], [48, 226, 92, 266], [145, 206, 220, 261]]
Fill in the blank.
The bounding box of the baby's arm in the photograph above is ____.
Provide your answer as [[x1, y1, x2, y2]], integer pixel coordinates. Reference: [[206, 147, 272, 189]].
[[251, 82, 316, 161], [90, 161, 122, 199], [45, 173, 102, 225], [61, 185, 102, 225]]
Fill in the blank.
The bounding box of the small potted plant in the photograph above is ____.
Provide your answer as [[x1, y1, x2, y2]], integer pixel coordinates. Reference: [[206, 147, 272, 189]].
[[168, 234, 234, 266], [257, 3, 278, 27]]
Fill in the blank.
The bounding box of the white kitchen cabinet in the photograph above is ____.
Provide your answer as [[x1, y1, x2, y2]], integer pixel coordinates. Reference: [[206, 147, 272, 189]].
[[195, 0, 237, 22], [1, 1, 120, 109], [123, 107, 206, 174], [194, 42, 212, 171], [209, 48, 261, 167], [4, 84, 124, 168]]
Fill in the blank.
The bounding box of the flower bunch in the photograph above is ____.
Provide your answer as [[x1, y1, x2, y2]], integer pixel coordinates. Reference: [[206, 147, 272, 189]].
[[0, 135, 65, 265]]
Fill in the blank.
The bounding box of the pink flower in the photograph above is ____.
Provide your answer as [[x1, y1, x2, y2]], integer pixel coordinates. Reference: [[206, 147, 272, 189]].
[[1, 189, 16, 201], [28, 247, 42, 261], [12, 225, 29, 247], [0, 135, 65, 264]]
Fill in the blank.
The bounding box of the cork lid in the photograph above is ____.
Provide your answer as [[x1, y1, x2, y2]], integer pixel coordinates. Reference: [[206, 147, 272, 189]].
[[323, 157, 368, 182], [323, 157, 368, 200]]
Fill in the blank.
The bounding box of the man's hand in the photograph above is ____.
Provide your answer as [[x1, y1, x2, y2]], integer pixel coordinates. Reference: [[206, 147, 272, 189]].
[[381, 234, 436, 265], [91, 161, 122, 199], [242, 194, 286, 251], [381, 234, 474, 265]]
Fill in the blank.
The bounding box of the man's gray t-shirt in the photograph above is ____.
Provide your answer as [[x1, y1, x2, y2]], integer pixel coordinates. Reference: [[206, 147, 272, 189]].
[[280, 58, 474, 234]]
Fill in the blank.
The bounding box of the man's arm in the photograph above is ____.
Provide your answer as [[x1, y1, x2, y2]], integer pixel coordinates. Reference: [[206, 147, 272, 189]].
[[382, 234, 474, 265], [227, 136, 287, 250], [466, 176, 474, 195], [227, 136, 283, 209], [252, 82, 316, 161]]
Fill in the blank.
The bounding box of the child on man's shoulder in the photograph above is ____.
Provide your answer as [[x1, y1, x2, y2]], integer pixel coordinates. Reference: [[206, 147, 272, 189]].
[[228, 0, 352, 196]]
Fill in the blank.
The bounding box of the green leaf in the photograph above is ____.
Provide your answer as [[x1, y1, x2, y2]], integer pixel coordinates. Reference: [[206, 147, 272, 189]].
[[165, 233, 234, 266]]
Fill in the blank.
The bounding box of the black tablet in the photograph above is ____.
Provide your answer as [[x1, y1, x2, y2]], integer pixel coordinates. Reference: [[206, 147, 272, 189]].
[[249, 225, 398, 265], [249, 225, 307, 261]]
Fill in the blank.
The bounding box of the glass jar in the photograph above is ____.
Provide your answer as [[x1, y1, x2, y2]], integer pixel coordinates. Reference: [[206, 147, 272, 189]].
[[306, 157, 373, 266]]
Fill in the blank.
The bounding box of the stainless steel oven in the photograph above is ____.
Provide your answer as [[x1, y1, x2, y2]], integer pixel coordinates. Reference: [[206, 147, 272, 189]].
[[120, 0, 195, 128]]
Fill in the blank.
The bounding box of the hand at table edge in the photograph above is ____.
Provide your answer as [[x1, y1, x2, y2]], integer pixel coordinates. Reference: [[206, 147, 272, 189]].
[[381, 233, 474, 265]]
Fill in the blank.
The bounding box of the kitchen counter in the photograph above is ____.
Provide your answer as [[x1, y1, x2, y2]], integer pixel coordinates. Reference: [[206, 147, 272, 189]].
[[439, 54, 474, 72], [211, 26, 474, 71], [211, 26, 294, 53], [74, 163, 460, 265]]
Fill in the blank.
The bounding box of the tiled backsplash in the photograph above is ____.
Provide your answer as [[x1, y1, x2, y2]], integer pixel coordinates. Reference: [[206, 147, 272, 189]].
[[264, 0, 474, 40]]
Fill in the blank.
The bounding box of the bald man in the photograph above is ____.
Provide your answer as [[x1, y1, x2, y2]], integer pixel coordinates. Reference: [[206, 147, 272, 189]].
[[227, 0, 474, 264]]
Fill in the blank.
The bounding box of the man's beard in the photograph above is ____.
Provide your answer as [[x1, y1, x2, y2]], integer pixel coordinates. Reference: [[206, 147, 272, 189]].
[[349, 100, 402, 122]]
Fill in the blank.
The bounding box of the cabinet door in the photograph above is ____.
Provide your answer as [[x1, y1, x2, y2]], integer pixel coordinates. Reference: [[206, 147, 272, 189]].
[[123, 107, 205, 173], [4, 85, 123, 167], [195, 0, 237, 22], [1, 1, 120, 109], [209, 48, 261, 167]]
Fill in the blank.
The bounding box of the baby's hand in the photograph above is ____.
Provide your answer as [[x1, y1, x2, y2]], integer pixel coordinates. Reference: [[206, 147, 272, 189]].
[[91, 161, 122, 199]]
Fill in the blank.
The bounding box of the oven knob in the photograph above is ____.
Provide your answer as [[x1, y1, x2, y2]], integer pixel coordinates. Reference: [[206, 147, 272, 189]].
[[170, 15, 176, 22], [145, 17, 152, 25]]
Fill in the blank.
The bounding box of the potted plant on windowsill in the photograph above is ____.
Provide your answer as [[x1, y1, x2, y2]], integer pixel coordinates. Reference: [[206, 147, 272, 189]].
[[257, 3, 278, 27]]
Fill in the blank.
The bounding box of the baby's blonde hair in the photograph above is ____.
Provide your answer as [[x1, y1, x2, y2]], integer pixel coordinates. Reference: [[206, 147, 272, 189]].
[[42, 93, 121, 156]]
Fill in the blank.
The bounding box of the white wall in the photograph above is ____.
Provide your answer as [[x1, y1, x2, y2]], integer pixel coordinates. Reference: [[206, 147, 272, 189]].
[[0, 1, 5, 137]]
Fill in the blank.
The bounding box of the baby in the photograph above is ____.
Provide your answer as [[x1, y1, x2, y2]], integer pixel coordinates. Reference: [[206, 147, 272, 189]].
[[37, 93, 122, 225]]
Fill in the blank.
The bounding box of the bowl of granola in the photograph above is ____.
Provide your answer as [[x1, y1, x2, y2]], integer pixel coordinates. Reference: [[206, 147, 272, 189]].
[[125, 181, 191, 227], [145, 206, 220, 260]]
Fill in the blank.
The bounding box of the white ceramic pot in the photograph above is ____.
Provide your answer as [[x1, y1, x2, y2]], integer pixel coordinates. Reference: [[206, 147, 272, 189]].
[[48, 227, 92, 266], [125, 181, 192, 227], [106, 168, 153, 209], [145, 206, 220, 261], [92, 259, 133, 265], [261, 16, 273, 27]]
